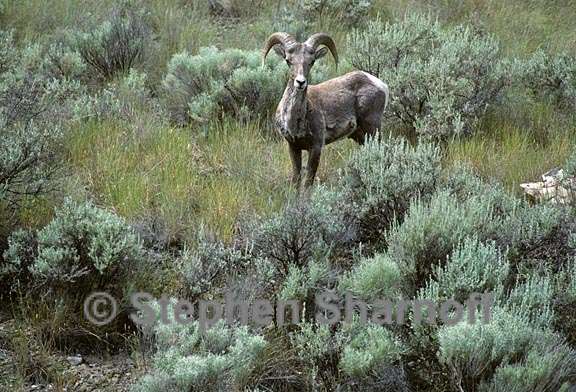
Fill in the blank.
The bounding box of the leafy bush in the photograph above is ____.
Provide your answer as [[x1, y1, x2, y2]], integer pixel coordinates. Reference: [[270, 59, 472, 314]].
[[0, 30, 81, 212], [133, 311, 266, 392], [339, 324, 404, 378], [2, 199, 142, 290], [279, 259, 331, 301], [178, 231, 254, 300], [341, 135, 441, 246], [387, 190, 503, 293], [438, 307, 575, 391], [72, 69, 155, 123], [506, 274, 554, 328], [340, 253, 402, 301], [516, 50, 576, 109], [163, 46, 293, 126], [419, 237, 509, 304], [75, 6, 150, 80], [44, 31, 87, 80], [485, 344, 576, 392], [299, 0, 373, 26], [444, 164, 560, 257], [348, 14, 510, 139], [251, 196, 347, 276]]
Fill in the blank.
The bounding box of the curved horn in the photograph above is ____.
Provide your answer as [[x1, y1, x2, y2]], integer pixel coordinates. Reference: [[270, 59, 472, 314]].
[[305, 33, 338, 66], [262, 32, 296, 67]]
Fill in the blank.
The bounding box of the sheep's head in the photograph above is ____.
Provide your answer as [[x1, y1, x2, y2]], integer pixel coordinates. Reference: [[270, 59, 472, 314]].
[[263, 32, 338, 90]]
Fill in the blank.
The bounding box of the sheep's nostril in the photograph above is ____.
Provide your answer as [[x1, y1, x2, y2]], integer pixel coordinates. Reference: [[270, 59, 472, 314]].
[[294, 78, 307, 89]]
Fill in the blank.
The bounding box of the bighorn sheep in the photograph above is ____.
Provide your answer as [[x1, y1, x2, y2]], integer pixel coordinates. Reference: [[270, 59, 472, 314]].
[[263, 32, 389, 188]]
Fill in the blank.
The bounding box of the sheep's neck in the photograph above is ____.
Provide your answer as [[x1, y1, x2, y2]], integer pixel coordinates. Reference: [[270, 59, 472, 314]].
[[279, 81, 309, 140]]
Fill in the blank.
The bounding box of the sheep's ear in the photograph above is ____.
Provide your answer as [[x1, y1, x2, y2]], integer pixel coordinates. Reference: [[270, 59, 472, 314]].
[[273, 45, 286, 59], [315, 47, 328, 60]]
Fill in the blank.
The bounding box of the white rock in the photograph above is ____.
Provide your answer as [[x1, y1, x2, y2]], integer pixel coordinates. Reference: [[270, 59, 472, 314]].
[[67, 355, 83, 366]]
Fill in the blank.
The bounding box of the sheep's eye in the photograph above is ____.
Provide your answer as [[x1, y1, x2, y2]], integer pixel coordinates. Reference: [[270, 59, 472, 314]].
[[285, 59, 291, 65]]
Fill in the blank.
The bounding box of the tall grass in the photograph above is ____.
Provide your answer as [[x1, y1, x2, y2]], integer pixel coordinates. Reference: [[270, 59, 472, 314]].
[[446, 100, 576, 192], [4, 0, 575, 236], [66, 118, 353, 241]]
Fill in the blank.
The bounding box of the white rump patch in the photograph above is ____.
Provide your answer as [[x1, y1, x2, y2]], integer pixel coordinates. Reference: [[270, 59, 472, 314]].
[[362, 71, 389, 109]]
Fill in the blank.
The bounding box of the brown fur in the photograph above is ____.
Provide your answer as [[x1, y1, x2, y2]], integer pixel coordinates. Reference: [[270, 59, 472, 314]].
[[263, 32, 389, 189]]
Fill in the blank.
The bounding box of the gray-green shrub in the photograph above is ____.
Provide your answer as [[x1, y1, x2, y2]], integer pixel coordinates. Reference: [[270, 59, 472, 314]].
[[556, 257, 576, 302], [3, 198, 142, 289], [0, 119, 63, 211], [290, 322, 335, 368], [562, 150, 576, 203], [0, 30, 82, 126], [163, 46, 294, 126], [44, 30, 87, 80], [438, 307, 575, 391], [497, 203, 561, 251], [72, 69, 155, 123], [75, 6, 150, 80], [387, 190, 503, 293], [279, 259, 331, 301], [564, 149, 576, 177], [133, 311, 266, 392], [419, 237, 509, 304], [0, 30, 81, 210], [516, 50, 576, 109], [179, 230, 254, 299], [485, 344, 576, 392], [0, 29, 15, 74], [0, 229, 37, 285], [348, 14, 510, 139], [339, 324, 404, 378], [444, 164, 561, 250], [340, 253, 402, 301], [342, 135, 441, 246], [251, 196, 347, 276], [506, 274, 554, 328], [300, 0, 373, 27]]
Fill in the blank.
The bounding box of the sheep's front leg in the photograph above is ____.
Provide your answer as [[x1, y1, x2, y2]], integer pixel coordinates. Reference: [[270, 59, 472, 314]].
[[304, 146, 322, 189], [288, 143, 302, 189]]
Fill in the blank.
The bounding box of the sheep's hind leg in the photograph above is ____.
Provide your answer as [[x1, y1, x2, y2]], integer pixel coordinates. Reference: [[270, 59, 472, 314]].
[[351, 115, 382, 144], [348, 129, 368, 145]]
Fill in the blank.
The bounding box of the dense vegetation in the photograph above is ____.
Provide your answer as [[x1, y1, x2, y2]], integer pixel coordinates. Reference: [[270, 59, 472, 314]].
[[1, 0, 576, 391]]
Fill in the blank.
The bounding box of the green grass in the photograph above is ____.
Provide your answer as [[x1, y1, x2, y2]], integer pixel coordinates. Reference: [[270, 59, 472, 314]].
[[66, 118, 354, 241], [3, 0, 573, 240], [446, 100, 576, 192]]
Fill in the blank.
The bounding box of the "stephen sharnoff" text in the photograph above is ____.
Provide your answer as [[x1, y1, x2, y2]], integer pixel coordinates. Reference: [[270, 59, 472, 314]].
[[128, 291, 494, 331]]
